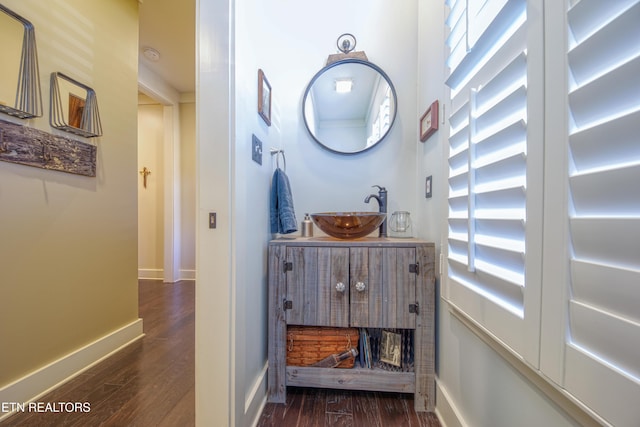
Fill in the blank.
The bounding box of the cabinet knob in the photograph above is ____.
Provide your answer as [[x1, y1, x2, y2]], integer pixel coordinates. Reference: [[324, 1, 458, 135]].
[[355, 281, 366, 292], [335, 282, 346, 293]]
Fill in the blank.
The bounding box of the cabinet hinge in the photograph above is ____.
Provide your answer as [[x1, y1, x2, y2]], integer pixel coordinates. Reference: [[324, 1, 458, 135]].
[[283, 299, 293, 310], [283, 261, 293, 272], [409, 302, 420, 315], [409, 263, 419, 274]]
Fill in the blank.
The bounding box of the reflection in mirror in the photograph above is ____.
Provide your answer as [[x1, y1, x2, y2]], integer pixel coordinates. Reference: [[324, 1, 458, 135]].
[[303, 59, 397, 154], [0, 4, 43, 119], [50, 72, 102, 138]]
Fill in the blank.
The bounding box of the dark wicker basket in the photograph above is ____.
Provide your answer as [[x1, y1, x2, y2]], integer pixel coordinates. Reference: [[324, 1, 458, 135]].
[[286, 326, 359, 368]]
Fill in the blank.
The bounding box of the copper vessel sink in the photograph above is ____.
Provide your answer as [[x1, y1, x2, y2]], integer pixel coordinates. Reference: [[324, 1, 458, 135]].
[[310, 212, 386, 239]]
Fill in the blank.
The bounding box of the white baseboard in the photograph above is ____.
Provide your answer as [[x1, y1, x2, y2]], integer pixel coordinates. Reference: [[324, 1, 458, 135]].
[[435, 379, 467, 427], [138, 269, 196, 281], [179, 269, 196, 281], [0, 319, 144, 422], [247, 363, 268, 427], [138, 268, 164, 280], [249, 395, 267, 427]]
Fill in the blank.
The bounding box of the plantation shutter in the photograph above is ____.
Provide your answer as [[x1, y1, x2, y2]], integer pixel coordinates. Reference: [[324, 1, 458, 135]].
[[563, 1, 640, 425], [443, 0, 542, 363]]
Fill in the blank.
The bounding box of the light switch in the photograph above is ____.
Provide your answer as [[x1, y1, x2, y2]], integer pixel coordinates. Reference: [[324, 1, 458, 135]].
[[252, 134, 263, 165], [209, 212, 216, 229]]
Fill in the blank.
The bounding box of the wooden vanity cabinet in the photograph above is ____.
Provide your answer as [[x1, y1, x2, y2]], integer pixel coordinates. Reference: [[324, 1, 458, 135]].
[[267, 237, 435, 411]]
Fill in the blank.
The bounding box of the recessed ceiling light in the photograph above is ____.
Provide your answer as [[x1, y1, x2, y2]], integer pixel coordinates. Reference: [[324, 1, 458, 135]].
[[335, 79, 353, 93], [143, 47, 161, 62]]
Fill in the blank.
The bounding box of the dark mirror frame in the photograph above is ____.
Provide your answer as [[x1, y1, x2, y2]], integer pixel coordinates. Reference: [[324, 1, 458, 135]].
[[302, 59, 398, 155]]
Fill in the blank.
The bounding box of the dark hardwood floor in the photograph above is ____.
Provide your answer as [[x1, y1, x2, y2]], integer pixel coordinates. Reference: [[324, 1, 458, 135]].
[[3, 280, 440, 427], [1, 280, 195, 427], [258, 387, 440, 427]]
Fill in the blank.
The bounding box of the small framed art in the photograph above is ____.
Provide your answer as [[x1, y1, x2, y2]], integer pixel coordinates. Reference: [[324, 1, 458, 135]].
[[258, 69, 272, 126], [419, 100, 439, 142], [380, 330, 402, 367]]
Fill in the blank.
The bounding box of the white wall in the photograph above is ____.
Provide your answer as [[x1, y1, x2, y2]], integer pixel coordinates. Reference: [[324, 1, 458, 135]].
[[270, 2, 420, 220], [233, 2, 279, 424]]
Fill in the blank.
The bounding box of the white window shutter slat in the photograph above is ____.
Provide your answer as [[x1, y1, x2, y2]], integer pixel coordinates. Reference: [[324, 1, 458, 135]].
[[567, 0, 639, 50], [570, 165, 640, 215], [569, 56, 640, 129], [571, 218, 640, 268], [570, 111, 640, 173], [568, 3, 640, 88], [571, 260, 640, 323]]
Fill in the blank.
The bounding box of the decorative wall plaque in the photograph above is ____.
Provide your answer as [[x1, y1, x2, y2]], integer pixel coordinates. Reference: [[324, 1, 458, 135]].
[[0, 119, 96, 177]]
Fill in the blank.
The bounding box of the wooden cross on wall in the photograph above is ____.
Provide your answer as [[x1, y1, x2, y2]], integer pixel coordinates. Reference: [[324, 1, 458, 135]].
[[139, 166, 151, 188]]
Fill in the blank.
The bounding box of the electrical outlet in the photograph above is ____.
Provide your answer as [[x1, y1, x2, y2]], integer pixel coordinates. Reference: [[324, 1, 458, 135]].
[[252, 134, 263, 165]]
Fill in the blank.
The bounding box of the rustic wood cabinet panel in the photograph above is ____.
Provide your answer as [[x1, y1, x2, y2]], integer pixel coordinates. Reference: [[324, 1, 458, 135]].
[[285, 246, 349, 327], [267, 237, 435, 412], [350, 247, 417, 328]]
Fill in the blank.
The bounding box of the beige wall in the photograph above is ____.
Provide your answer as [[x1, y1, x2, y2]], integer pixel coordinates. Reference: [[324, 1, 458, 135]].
[[137, 102, 165, 278], [0, 0, 139, 386], [136, 98, 195, 280], [179, 101, 196, 276], [0, 12, 23, 108]]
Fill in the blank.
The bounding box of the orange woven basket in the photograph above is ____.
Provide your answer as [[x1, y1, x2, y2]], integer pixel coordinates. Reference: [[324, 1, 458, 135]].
[[286, 326, 359, 368]]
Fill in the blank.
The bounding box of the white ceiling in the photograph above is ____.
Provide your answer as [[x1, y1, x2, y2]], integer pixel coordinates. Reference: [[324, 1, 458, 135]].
[[138, 0, 195, 94], [310, 63, 380, 122]]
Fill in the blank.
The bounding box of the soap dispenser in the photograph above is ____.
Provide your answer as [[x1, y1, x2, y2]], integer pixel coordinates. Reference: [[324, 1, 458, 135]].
[[301, 213, 313, 237]]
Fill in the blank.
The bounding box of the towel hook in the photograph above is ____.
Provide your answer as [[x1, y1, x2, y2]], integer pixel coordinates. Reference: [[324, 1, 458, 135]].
[[270, 148, 286, 172]]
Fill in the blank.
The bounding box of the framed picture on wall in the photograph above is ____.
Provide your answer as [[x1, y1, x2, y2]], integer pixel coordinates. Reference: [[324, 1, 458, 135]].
[[419, 100, 439, 142], [258, 69, 272, 126]]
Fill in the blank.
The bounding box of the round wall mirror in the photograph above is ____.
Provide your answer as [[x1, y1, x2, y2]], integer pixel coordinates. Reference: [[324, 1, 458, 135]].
[[302, 59, 397, 154]]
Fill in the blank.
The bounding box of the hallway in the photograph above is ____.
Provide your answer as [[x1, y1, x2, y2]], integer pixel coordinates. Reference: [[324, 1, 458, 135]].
[[2, 280, 195, 426]]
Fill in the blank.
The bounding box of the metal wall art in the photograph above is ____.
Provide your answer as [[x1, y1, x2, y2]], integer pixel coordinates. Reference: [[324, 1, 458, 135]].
[[0, 4, 43, 119], [50, 72, 102, 138]]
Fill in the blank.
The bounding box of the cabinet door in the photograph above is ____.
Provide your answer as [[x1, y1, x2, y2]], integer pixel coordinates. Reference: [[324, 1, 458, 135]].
[[285, 246, 349, 327], [350, 247, 417, 328]]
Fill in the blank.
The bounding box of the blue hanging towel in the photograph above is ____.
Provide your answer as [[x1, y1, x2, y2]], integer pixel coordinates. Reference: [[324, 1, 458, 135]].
[[270, 168, 298, 234]]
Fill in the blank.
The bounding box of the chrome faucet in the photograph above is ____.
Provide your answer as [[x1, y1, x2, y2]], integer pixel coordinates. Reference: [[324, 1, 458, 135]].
[[364, 185, 388, 237]]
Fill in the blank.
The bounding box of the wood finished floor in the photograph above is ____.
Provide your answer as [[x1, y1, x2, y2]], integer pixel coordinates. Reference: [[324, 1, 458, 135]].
[[3, 280, 440, 427], [2, 279, 195, 427], [258, 387, 441, 427]]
